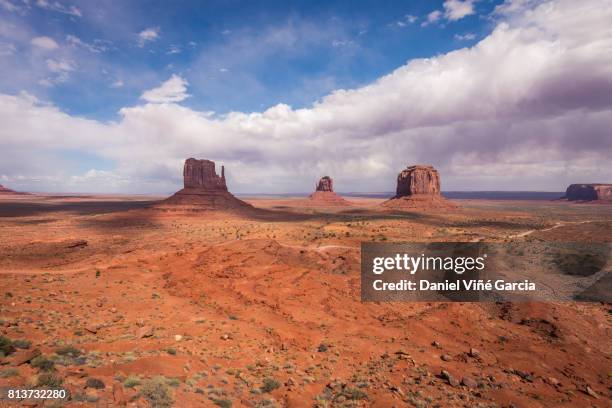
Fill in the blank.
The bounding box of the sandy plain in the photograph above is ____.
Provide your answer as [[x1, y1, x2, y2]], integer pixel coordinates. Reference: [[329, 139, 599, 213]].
[[0, 193, 610, 407]]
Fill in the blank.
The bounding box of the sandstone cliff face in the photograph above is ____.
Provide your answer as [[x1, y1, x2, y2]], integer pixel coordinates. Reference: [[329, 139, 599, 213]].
[[316, 176, 333, 192], [395, 165, 440, 197], [183, 158, 227, 190], [382, 164, 454, 210], [565, 184, 612, 201], [160, 158, 251, 210]]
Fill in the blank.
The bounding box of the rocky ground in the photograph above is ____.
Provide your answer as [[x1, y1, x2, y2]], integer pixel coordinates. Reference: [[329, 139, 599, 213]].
[[0, 194, 610, 407]]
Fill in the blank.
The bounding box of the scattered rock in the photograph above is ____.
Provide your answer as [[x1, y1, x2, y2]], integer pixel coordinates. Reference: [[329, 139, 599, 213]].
[[440, 370, 460, 387], [468, 347, 480, 358], [584, 385, 599, 399], [11, 348, 41, 366], [174, 334, 183, 342], [137, 326, 154, 338], [85, 324, 100, 334], [461, 377, 477, 388], [440, 354, 452, 362]]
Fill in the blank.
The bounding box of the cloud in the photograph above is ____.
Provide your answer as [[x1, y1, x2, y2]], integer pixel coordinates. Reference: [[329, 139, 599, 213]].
[[35, 0, 82, 17], [140, 74, 190, 103], [0, 0, 611, 193], [38, 58, 75, 86], [66, 34, 111, 53], [110, 79, 124, 88], [30, 36, 59, 50], [455, 33, 476, 41], [443, 0, 477, 21], [0, 0, 23, 13], [392, 14, 418, 27], [0, 42, 16, 55], [138, 27, 160, 47], [421, 10, 442, 27]]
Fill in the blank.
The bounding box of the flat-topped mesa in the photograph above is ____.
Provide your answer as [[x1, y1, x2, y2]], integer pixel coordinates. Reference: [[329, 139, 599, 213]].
[[395, 164, 440, 197], [183, 158, 227, 190], [316, 176, 334, 192], [382, 164, 455, 210], [564, 184, 612, 202], [159, 158, 251, 210]]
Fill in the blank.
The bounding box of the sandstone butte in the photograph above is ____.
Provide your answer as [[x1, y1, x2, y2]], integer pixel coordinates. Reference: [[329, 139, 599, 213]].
[[0, 184, 22, 194], [564, 183, 612, 202], [307, 176, 351, 206], [159, 158, 252, 210], [382, 164, 455, 209]]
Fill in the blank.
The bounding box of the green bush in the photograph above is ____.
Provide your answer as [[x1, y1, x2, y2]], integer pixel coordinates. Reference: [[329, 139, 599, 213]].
[[141, 376, 173, 408], [0, 336, 15, 356], [31, 355, 55, 371], [124, 375, 141, 388], [36, 373, 63, 388], [260, 377, 280, 393]]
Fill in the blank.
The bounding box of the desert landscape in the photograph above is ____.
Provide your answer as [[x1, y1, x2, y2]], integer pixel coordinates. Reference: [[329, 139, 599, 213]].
[[0, 160, 610, 407]]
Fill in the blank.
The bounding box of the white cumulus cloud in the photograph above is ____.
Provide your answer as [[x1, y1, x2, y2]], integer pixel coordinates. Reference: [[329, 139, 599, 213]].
[[140, 74, 190, 103], [138, 27, 160, 47], [443, 0, 477, 21], [0, 0, 611, 194], [30, 36, 59, 50]]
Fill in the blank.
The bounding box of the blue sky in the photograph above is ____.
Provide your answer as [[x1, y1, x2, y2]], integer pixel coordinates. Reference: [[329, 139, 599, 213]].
[[1, 0, 499, 119], [1, 0, 611, 194]]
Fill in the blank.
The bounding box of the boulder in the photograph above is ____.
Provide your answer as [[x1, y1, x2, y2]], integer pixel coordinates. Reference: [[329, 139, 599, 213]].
[[159, 158, 252, 211], [382, 164, 455, 210], [564, 184, 612, 202]]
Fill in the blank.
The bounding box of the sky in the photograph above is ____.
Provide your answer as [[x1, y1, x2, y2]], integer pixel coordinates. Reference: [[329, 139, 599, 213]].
[[0, 0, 611, 194]]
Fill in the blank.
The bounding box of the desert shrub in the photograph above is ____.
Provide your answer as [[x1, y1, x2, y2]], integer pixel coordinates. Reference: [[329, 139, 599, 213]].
[[56, 345, 82, 357], [13, 339, 32, 349], [85, 377, 105, 389], [212, 398, 232, 408], [260, 377, 280, 393], [141, 376, 173, 408], [166, 377, 181, 387], [31, 355, 55, 371], [124, 375, 141, 388], [36, 372, 63, 388], [0, 368, 19, 378], [343, 387, 367, 400], [166, 347, 177, 355], [0, 336, 15, 356]]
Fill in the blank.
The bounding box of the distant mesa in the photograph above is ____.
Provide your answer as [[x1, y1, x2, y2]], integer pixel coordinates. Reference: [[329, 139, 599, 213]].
[[0, 184, 26, 195], [563, 184, 612, 202], [160, 158, 252, 210], [382, 164, 455, 209], [308, 176, 351, 206]]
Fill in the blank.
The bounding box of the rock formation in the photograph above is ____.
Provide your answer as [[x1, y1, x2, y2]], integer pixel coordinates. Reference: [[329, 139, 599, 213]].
[[0, 184, 20, 194], [382, 164, 455, 209], [308, 176, 351, 206], [564, 184, 612, 202], [316, 176, 333, 192], [160, 158, 252, 210]]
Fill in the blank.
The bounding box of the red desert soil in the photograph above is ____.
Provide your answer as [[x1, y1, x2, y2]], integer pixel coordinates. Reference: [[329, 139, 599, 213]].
[[0, 194, 610, 407]]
